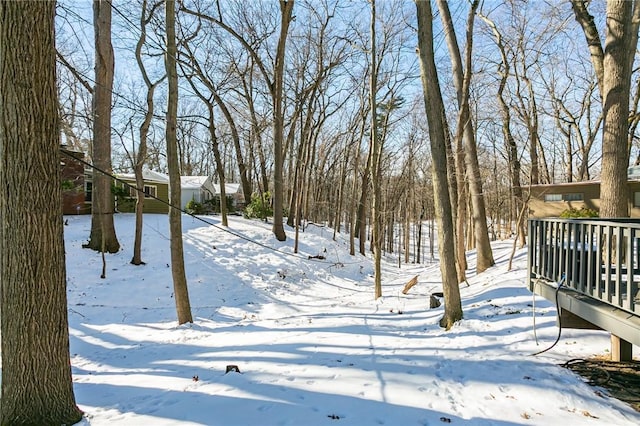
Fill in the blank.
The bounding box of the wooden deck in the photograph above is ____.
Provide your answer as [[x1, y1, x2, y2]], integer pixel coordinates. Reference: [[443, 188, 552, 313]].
[[528, 218, 640, 361]]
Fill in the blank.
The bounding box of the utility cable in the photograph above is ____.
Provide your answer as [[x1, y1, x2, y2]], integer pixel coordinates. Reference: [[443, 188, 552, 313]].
[[531, 274, 566, 356]]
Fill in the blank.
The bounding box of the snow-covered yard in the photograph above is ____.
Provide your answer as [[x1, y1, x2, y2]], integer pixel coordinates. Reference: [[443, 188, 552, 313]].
[[65, 213, 640, 425]]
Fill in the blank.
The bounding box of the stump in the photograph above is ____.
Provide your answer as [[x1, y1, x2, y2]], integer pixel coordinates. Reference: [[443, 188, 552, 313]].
[[225, 365, 241, 374]]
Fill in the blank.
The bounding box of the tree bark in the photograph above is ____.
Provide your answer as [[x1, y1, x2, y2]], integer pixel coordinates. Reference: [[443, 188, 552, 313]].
[[0, 1, 83, 423], [600, 0, 636, 217], [571, 0, 605, 96], [272, 0, 295, 241], [437, 0, 468, 282], [573, 0, 639, 217], [166, 0, 193, 324], [131, 0, 162, 265], [439, 0, 494, 273], [87, 0, 120, 253], [369, 0, 383, 299], [415, 0, 463, 329]]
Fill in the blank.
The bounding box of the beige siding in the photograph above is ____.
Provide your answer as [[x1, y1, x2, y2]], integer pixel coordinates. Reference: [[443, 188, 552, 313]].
[[529, 180, 640, 218]]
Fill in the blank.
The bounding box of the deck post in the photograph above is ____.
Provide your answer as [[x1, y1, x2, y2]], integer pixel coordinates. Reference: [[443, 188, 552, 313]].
[[611, 334, 633, 361]]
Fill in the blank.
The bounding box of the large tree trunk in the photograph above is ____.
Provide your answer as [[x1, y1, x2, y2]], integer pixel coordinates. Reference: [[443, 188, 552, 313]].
[[369, 0, 383, 299], [0, 1, 83, 423], [601, 0, 636, 217], [415, 0, 463, 329], [438, 0, 494, 273], [437, 0, 469, 282], [166, 0, 193, 324], [572, 0, 640, 217], [272, 0, 295, 241], [131, 0, 159, 266], [87, 0, 119, 253]]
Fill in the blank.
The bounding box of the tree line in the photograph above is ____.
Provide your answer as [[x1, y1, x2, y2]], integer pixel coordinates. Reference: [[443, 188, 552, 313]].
[[1, 0, 638, 422]]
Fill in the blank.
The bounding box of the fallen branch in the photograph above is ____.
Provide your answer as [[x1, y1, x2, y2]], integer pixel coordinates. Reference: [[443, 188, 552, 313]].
[[401, 275, 419, 294]]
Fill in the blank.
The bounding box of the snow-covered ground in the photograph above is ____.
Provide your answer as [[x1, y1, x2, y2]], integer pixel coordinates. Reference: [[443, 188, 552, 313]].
[[64, 213, 640, 425]]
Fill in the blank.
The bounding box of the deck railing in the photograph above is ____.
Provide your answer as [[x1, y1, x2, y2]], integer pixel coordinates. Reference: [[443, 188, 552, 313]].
[[528, 218, 640, 315]]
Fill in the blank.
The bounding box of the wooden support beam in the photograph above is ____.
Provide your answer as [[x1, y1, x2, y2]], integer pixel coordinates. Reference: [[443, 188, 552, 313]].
[[559, 308, 602, 330], [611, 334, 633, 362]]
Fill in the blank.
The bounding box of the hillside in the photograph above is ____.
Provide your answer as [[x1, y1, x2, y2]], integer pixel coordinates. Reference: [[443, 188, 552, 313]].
[[64, 213, 640, 425]]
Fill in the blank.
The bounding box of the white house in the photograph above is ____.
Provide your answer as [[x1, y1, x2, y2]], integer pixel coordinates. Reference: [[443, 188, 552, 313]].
[[181, 175, 215, 208], [213, 182, 246, 209]]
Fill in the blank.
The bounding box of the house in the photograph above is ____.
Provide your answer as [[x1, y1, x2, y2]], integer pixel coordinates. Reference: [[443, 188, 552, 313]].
[[60, 147, 91, 215], [115, 169, 170, 214], [213, 182, 246, 210], [527, 166, 640, 361], [180, 176, 215, 209], [528, 173, 640, 218]]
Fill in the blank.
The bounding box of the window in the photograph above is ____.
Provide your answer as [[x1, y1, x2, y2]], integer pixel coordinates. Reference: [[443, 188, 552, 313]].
[[634, 192, 640, 207], [144, 185, 157, 199], [84, 181, 92, 202], [128, 184, 157, 199], [543, 193, 583, 202], [563, 193, 583, 201]]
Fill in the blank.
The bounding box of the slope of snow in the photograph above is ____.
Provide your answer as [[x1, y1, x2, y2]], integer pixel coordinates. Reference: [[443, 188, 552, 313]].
[[63, 213, 640, 425]]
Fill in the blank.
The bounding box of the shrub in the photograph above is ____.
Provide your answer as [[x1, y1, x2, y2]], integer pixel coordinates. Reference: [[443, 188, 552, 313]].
[[559, 207, 599, 218], [61, 179, 77, 192], [111, 184, 131, 199], [244, 191, 272, 220], [186, 199, 205, 215], [204, 195, 234, 213]]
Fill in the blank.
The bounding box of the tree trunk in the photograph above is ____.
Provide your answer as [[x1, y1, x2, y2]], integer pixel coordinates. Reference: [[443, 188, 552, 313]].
[[211, 90, 252, 207], [479, 13, 525, 246], [0, 1, 83, 423], [131, 0, 160, 266], [571, 0, 605, 95], [357, 157, 371, 256], [350, 118, 366, 256], [600, 0, 636, 217], [272, 0, 295, 241], [437, 0, 469, 282], [416, 0, 463, 329], [207, 104, 229, 226], [438, 0, 493, 274], [369, 0, 383, 299], [573, 0, 639, 217], [166, 0, 193, 325], [87, 0, 119, 253]]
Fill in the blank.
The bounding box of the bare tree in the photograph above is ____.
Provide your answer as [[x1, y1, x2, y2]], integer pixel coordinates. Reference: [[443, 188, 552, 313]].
[[166, 0, 193, 324], [439, 0, 494, 273], [183, 0, 294, 241], [0, 1, 83, 422], [271, 0, 295, 240], [369, 0, 384, 298], [571, 0, 640, 217], [478, 10, 526, 247], [86, 0, 120, 253], [415, 0, 463, 329], [131, 0, 165, 265]]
